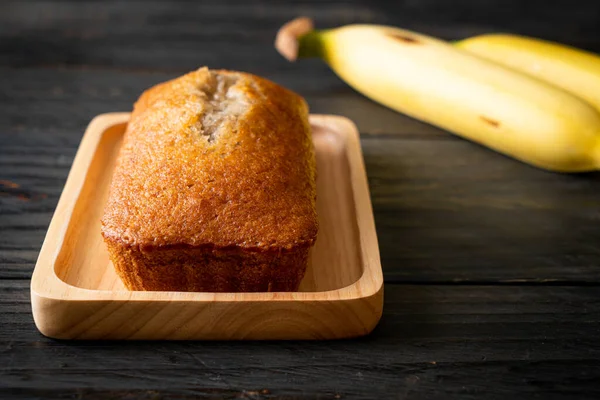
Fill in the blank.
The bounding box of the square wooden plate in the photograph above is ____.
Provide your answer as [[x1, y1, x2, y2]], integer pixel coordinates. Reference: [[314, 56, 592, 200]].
[[31, 113, 383, 340]]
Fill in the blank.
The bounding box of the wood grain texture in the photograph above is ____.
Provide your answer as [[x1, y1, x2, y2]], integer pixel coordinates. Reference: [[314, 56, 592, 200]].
[[2, 0, 600, 70], [30, 114, 383, 340], [366, 138, 600, 284], [4, 280, 600, 399], [2, 0, 600, 397]]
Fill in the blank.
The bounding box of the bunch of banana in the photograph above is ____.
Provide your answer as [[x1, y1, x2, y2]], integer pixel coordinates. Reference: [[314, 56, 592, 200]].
[[456, 34, 600, 112], [275, 18, 600, 172]]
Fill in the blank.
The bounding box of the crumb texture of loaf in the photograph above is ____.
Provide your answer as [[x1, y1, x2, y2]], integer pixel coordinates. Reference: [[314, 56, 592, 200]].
[[101, 67, 317, 292]]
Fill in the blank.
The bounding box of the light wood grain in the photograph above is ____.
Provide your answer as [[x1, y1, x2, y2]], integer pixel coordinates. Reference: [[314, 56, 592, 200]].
[[30, 113, 383, 340]]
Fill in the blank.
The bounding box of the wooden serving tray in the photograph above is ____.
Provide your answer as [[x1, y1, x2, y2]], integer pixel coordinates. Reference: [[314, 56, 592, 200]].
[[31, 113, 383, 340]]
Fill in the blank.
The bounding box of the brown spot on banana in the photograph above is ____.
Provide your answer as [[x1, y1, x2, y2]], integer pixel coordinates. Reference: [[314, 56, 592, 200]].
[[387, 33, 420, 44], [480, 116, 501, 128]]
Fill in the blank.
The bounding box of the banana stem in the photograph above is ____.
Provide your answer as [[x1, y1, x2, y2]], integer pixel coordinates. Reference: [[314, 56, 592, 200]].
[[298, 30, 327, 59], [275, 17, 328, 61]]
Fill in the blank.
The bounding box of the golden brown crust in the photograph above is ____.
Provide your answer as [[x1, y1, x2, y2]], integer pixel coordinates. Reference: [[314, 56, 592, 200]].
[[105, 236, 309, 292], [101, 67, 317, 292]]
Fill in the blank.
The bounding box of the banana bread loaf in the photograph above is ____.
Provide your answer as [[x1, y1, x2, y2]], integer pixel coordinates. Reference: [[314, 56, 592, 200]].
[[101, 67, 317, 292]]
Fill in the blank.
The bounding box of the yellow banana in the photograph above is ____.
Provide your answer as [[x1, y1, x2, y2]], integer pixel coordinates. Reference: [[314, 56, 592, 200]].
[[275, 18, 600, 172], [456, 34, 600, 112]]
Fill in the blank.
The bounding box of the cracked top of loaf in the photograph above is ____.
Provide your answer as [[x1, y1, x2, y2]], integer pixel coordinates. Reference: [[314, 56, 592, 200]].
[[101, 67, 317, 251]]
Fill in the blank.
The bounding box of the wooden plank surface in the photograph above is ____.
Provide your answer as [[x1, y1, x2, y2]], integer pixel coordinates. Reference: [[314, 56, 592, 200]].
[[3, 0, 600, 70], [2, 0, 600, 398], [2, 281, 600, 399]]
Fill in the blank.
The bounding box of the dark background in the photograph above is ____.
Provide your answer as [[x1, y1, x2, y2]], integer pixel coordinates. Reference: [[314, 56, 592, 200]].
[[2, 1, 600, 399]]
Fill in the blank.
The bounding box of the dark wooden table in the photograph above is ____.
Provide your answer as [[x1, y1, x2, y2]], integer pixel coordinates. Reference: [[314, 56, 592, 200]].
[[2, 1, 600, 398]]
